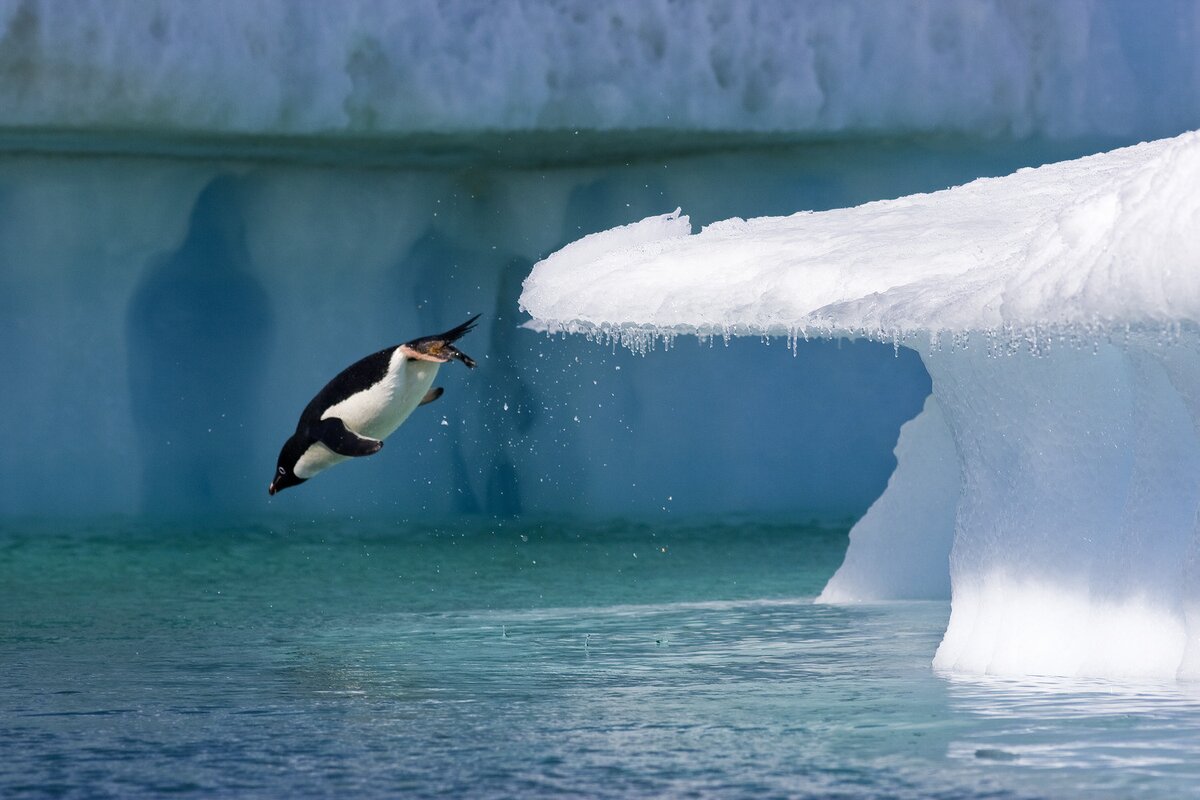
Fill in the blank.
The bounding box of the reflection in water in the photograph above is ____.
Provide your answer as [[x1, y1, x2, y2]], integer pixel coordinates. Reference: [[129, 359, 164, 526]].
[[944, 671, 1200, 772], [126, 175, 272, 513]]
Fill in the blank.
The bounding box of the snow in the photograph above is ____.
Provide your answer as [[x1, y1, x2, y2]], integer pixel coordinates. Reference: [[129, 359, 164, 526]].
[[1, 1, 1199, 139], [522, 131, 1200, 337], [520, 130, 1200, 680]]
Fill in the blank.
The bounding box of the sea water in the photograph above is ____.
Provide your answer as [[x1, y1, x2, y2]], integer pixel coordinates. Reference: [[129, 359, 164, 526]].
[[4, 517, 1200, 799]]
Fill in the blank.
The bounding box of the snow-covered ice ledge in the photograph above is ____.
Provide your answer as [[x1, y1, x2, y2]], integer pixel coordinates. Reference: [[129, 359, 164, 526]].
[[520, 131, 1200, 679]]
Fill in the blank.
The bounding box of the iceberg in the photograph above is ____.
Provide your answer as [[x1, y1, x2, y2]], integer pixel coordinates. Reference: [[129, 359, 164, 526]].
[[1, 1, 1199, 140], [5, 0, 1200, 678], [520, 130, 1200, 679]]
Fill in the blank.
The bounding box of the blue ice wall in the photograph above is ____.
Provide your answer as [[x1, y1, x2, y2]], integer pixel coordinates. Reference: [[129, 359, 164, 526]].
[[0, 137, 1145, 518]]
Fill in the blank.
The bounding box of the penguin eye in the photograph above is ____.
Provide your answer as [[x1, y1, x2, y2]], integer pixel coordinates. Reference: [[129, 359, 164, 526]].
[[278, 467, 286, 475]]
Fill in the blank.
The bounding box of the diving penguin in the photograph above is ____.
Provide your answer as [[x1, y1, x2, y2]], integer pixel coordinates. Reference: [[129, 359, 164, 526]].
[[269, 315, 479, 495]]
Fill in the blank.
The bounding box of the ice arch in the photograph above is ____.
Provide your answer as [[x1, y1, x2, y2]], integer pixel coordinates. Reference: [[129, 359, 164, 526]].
[[520, 130, 1200, 679]]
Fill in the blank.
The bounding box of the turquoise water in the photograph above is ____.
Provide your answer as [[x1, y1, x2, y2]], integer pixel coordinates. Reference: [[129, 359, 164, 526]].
[[4, 518, 1200, 798]]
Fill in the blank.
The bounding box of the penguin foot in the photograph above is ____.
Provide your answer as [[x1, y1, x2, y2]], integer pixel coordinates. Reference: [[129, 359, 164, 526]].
[[400, 315, 481, 366]]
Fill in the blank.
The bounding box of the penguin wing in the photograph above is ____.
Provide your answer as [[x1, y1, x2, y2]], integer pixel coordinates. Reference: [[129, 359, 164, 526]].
[[419, 387, 444, 406], [310, 417, 384, 457]]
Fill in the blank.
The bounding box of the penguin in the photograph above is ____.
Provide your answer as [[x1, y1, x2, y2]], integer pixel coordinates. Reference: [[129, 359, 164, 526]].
[[269, 315, 479, 495]]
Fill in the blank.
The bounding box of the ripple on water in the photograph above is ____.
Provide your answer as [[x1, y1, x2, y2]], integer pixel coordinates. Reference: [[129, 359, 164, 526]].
[[3, 519, 1200, 798]]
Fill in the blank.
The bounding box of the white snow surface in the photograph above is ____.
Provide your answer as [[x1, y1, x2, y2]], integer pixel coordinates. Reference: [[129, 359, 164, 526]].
[[1, 0, 1199, 138], [522, 131, 1200, 680], [521, 130, 1200, 337]]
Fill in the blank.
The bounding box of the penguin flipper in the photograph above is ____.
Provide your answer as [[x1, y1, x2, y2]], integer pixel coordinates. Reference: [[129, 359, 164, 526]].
[[310, 417, 384, 457], [419, 387, 444, 406]]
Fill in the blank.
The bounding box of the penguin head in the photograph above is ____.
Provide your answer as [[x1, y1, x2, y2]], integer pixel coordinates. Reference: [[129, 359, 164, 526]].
[[269, 435, 309, 496], [269, 465, 304, 496]]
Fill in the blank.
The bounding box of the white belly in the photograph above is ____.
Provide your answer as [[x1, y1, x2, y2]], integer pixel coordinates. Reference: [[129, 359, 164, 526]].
[[293, 353, 439, 480]]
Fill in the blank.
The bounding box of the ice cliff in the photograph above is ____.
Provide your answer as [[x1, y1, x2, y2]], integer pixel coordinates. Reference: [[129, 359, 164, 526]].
[[1, 0, 1199, 140], [520, 131, 1200, 679]]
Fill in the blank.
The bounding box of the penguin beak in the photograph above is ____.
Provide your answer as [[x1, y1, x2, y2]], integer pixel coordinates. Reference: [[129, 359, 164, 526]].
[[269, 469, 305, 496]]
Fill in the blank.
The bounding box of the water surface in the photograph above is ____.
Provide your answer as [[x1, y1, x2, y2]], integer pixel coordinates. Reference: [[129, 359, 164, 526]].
[[4, 518, 1200, 798]]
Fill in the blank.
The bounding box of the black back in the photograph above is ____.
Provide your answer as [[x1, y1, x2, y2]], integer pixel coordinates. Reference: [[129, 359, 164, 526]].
[[296, 346, 397, 430]]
